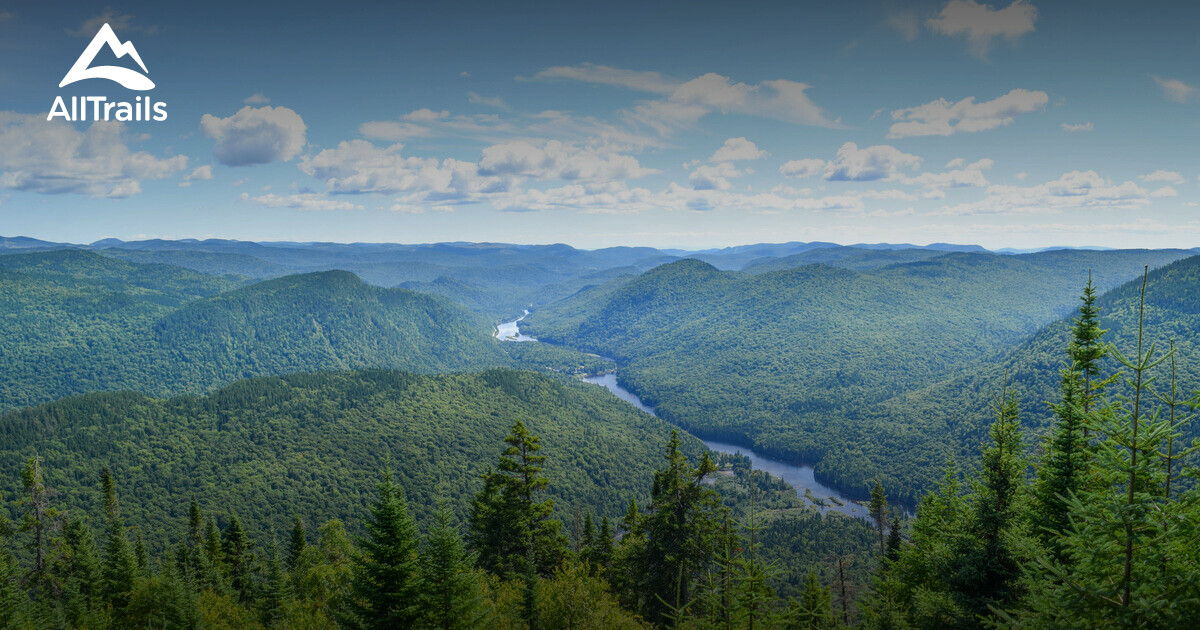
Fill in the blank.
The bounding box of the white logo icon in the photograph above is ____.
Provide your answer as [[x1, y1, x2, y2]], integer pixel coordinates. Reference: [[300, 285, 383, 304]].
[[59, 23, 154, 91]]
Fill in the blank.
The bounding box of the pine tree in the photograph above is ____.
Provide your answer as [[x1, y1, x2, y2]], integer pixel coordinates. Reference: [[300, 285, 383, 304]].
[[222, 514, 255, 603], [1035, 278, 1109, 555], [420, 497, 487, 630], [868, 479, 888, 559], [947, 382, 1028, 620], [55, 516, 103, 624], [350, 469, 422, 629], [634, 431, 727, 625], [885, 510, 904, 562], [20, 453, 59, 596], [100, 466, 138, 612], [787, 570, 834, 629], [261, 539, 288, 627], [289, 516, 307, 571]]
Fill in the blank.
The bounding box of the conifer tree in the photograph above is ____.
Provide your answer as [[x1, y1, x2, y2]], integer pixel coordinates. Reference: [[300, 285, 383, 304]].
[[634, 431, 727, 625], [787, 570, 835, 630], [350, 469, 422, 629], [20, 454, 58, 596], [868, 479, 888, 558], [56, 516, 103, 623], [885, 511, 903, 562], [261, 539, 288, 627], [947, 383, 1028, 619], [420, 497, 487, 630], [100, 466, 138, 612], [289, 516, 307, 571], [222, 514, 255, 603]]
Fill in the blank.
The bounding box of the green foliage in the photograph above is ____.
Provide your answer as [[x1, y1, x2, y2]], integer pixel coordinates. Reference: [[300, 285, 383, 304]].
[[349, 470, 423, 629], [526, 250, 1188, 501]]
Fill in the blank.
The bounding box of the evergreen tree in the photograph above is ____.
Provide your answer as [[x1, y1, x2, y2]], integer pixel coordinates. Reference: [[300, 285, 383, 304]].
[[947, 383, 1028, 621], [54, 516, 103, 624], [261, 539, 288, 627], [19, 453, 58, 596], [868, 479, 888, 559], [420, 497, 487, 630], [632, 431, 727, 625], [100, 466, 138, 612], [1034, 278, 1109, 556], [222, 514, 255, 603], [885, 511, 904, 562], [786, 570, 835, 630], [349, 469, 422, 629], [289, 516, 307, 571]]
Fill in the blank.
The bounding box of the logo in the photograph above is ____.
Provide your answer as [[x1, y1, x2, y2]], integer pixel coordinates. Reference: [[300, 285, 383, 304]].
[[48, 23, 167, 122], [60, 23, 154, 90]]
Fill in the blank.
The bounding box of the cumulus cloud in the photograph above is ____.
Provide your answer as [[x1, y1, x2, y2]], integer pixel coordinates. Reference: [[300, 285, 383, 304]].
[[927, 0, 1037, 57], [1150, 186, 1178, 198], [0, 112, 186, 197], [1061, 122, 1094, 132], [179, 165, 213, 187], [780, 143, 921, 182], [243, 93, 270, 105], [887, 88, 1048, 138], [1141, 170, 1185, 185], [905, 158, 993, 189], [300, 140, 507, 201], [936, 170, 1151, 215], [477, 140, 657, 182], [240, 192, 363, 211], [1152, 76, 1196, 103], [779, 158, 827, 179], [200, 106, 307, 166], [532, 65, 840, 129], [67, 8, 157, 37], [689, 162, 742, 190], [710, 137, 767, 162]]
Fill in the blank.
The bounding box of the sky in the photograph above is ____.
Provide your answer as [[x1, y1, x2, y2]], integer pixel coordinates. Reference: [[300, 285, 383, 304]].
[[0, 0, 1198, 250]]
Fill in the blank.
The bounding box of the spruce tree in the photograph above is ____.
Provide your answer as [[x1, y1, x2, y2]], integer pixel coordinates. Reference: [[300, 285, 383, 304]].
[[420, 497, 487, 630], [100, 466, 137, 612], [350, 469, 422, 629], [222, 514, 254, 603], [868, 479, 888, 558], [20, 454, 58, 596], [788, 570, 834, 629], [289, 516, 307, 571], [947, 383, 1028, 620], [56, 516, 103, 623], [634, 431, 727, 625]]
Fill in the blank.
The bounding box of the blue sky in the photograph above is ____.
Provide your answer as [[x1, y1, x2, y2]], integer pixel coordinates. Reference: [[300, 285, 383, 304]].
[[0, 0, 1198, 249]]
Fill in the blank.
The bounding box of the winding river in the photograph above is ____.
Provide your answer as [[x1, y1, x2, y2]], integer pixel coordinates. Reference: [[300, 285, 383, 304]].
[[497, 314, 874, 521]]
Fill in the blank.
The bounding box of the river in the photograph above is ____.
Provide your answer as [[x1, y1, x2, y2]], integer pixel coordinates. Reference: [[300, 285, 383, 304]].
[[496, 313, 874, 521]]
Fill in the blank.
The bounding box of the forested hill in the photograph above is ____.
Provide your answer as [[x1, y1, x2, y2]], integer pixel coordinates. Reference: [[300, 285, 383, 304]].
[[0, 252, 512, 409], [851, 255, 1200, 498], [523, 249, 1193, 501], [0, 368, 704, 552]]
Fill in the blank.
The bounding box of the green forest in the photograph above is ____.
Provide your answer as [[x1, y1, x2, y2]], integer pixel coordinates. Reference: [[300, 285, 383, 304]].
[[523, 249, 1193, 501], [3, 242, 1200, 628]]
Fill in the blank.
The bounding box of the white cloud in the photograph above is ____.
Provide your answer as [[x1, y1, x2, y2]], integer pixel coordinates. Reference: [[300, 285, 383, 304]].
[[1061, 122, 1094, 132], [1141, 170, 1185, 185], [200, 106, 307, 166], [528, 63, 677, 94], [0, 112, 186, 197], [710, 137, 767, 162], [533, 65, 839, 129], [244, 93, 270, 105], [905, 158, 993, 189], [468, 93, 507, 109], [240, 192, 363, 211], [1150, 186, 1179, 198], [927, 0, 1037, 57], [887, 88, 1048, 138], [1152, 76, 1196, 103], [936, 170, 1151, 215], [689, 162, 742, 190], [179, 165, 213, 187], [301, 140, 495, 199], [477, 140, 656, 182], [780, 142, 922, 182], [67, 9, 157, 37], [779, 158, 827, 179]]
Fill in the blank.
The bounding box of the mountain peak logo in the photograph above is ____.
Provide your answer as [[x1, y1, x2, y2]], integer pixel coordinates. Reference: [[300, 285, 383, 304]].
[[60, 23, 154, 91]]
